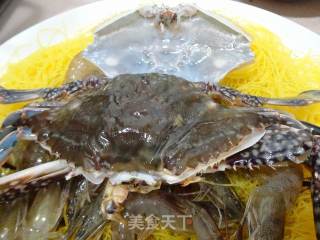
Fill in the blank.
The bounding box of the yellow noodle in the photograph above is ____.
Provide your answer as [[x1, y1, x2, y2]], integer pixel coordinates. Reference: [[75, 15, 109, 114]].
[[0, 33, 94, 124], [152, 229, 196, 240], [221, 24, 320, 126]]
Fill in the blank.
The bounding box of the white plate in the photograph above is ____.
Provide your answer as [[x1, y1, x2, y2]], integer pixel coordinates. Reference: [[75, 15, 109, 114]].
[[0, 0, 319, 76]]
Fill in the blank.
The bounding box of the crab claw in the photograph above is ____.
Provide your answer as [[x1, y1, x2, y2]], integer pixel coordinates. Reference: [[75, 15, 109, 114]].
[[0, 160, 71, 202]]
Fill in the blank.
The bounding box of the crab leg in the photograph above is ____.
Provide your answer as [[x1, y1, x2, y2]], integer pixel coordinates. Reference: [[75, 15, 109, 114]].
[[0, 128, 37, 167], [204, 83, 320, 107], [0, 160, 71, 202], [257, 108, 307, 129], [0, 126, 15, 140], [301, 121, 320, 135], [2, 107, 49, 128], [237, 107, 307, 129], [224, 126, 313, 169], [0, 87, 44, 104], [27, 101, 66, 108], [265, 90, 320, 106], [0, 131, 18, 166], [0, 76, 106, 104]]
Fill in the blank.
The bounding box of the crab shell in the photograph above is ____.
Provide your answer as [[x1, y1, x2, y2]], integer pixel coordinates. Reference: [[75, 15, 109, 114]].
[[0, 73, 276, 194], [68, 4, 253, 84]]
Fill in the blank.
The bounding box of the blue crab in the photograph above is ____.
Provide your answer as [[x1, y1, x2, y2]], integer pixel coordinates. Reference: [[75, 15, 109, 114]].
[[0, 4, 320, 240]]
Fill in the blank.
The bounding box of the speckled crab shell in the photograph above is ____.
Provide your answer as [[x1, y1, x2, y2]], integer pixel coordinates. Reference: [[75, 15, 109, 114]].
[[0, 74, 265, 188]]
